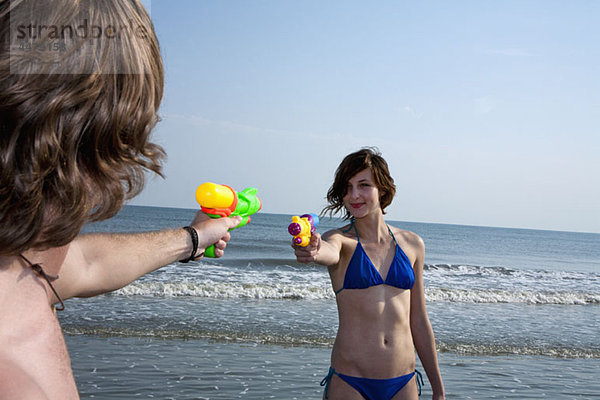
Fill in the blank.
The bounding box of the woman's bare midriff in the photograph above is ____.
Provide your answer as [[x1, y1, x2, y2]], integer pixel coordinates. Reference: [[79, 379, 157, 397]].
[[332, 285, 415, 378]]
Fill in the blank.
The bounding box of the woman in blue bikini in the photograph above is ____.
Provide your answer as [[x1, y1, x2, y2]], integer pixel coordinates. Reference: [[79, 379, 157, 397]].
[[293, 148, 445, 400]]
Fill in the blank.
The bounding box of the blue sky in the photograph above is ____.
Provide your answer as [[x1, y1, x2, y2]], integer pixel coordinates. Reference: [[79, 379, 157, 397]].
[[131, 0, 600, 233]]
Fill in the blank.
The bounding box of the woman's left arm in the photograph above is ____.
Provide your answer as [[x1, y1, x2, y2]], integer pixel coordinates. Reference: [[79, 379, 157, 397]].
[[409, 233, 446, 400]]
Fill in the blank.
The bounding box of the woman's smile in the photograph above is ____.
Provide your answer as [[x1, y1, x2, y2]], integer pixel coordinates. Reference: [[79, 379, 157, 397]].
[[343, 169, 381, 217]]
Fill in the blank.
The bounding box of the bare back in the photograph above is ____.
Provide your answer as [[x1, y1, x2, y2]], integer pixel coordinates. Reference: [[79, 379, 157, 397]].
[[0, 258, 79, 400]]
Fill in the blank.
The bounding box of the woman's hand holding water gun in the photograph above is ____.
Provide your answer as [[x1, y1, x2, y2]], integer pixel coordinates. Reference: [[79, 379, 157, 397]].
[[291, 227, 344, 267], [292, 232, 322, 264]]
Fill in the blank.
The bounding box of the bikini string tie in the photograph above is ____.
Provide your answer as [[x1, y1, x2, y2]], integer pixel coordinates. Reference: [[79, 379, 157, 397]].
[[20, 254, 65, 311], [415, 369, 424, 396], [320, 367, 335, 399]]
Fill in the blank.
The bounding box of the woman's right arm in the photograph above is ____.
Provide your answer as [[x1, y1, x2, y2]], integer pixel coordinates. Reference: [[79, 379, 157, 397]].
[[293, 230, 342, 267]]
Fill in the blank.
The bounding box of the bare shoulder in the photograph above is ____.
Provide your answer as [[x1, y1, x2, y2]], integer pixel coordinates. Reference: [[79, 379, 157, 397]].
[[321, 227, 343, 241], [317, 224, 358, 269], [390, 226, 425, 254], [322, 224, 357, 244]]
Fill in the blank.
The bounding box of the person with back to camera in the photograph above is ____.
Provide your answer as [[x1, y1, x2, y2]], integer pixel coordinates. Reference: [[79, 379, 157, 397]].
[[293, 148, 445, 400], [0, 1, 241, 398]]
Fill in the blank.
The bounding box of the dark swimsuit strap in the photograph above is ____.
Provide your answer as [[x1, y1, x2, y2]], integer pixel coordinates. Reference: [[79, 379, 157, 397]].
[[387, 224, 399, 245], [351, 218, 361, 243], [20, 254, 65, 311], [320, 367, 336, 398], [349, 218, 397, 244]]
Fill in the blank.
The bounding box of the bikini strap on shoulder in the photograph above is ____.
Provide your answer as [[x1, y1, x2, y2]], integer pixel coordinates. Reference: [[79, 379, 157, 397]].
[[350, 217, 360, 243], [386, 224, 399, 245]]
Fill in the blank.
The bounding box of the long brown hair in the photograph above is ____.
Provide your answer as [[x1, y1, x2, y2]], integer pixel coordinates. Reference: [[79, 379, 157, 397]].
[[323, 147, 396, 220], [0, 0, 165, 255]]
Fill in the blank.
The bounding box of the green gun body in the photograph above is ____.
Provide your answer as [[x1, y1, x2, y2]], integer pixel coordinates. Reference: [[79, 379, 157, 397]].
[[196, 184, 262, 258]]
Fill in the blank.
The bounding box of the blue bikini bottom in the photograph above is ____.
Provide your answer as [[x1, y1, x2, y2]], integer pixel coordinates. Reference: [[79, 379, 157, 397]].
[[320, 367, 423, 400]]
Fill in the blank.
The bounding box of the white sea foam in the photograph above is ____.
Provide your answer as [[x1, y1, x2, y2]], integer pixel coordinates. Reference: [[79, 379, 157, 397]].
[[109, 261, 600, 304], [114, 280, 335, 300], [426, 288, 600, 305], [436, 341, 600, 359], [424, 263, 599, 299], [112, 279, 600, 304]]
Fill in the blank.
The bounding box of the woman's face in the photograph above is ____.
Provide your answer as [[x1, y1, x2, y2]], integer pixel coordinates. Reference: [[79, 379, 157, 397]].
[[343, 168, 381, 219]]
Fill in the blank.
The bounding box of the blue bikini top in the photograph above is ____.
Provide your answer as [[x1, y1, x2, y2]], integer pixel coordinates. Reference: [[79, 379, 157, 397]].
[[335, 221, 415, 295]]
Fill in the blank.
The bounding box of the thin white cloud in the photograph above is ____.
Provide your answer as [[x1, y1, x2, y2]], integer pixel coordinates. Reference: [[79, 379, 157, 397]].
[[161, 113, 367, 143], [402, 106, 423, 119], [484, 48, 532, 57], [163, 113, 267, 134], [475, 95, 496, 114]]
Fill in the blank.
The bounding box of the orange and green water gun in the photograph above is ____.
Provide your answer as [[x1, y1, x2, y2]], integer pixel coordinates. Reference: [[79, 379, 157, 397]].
[[195, 182, 262, 257]]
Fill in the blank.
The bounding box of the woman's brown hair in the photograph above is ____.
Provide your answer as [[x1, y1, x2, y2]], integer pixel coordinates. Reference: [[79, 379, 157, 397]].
[[322, 147, 396, 220], [0, 0, 165, 255]]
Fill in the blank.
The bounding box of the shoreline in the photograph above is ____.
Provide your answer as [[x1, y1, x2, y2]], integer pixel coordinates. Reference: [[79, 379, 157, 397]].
[[68, 334, 600, 399]]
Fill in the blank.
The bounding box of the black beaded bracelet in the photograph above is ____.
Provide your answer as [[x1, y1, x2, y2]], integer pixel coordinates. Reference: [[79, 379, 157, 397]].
[[179, 226, 199, 263]]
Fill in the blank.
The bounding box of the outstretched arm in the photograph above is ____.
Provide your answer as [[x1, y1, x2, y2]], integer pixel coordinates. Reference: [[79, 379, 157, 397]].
[[409, 235, 445, 400], [293, 230, 342, 267], [55, 212, 241, 300]]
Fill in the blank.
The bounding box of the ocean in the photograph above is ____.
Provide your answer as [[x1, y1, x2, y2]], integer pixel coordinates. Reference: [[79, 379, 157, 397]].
[[61, 205, 600, 399]]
